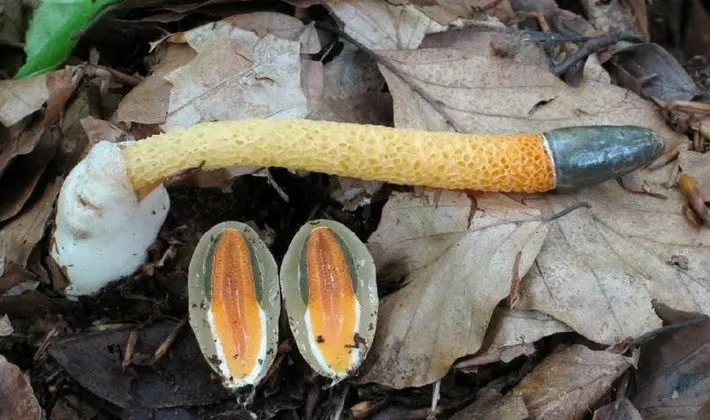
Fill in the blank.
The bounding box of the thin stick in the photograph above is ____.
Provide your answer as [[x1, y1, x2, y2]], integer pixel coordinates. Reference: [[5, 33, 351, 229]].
[[542, 202, 591, 222], [552, 33, 644, 76]]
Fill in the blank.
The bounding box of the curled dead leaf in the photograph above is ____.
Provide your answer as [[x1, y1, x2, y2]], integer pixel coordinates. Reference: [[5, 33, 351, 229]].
[[632, 303, 710, 419], [607, 43, 699, 101]]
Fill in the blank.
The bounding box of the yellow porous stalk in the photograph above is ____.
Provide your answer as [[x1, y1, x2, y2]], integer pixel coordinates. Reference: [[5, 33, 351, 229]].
[[120, 119, 555, 198]]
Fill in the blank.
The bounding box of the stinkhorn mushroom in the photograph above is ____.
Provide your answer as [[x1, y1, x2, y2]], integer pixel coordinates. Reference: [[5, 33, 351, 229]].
[[50, 119, 663, 297]]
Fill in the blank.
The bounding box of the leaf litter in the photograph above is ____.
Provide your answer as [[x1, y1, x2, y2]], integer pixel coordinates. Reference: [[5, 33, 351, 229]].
[[2, 0, 710, 418], [359, 189, 549, 388]]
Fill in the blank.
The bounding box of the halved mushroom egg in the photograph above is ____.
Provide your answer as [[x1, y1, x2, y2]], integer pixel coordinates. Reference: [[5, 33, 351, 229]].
[[188, 221, 281, 391], [280, 219, 378, 382]]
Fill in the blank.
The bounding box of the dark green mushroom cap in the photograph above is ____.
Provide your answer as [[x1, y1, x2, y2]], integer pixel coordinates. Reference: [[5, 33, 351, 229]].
[[543, 125, 664, 191]]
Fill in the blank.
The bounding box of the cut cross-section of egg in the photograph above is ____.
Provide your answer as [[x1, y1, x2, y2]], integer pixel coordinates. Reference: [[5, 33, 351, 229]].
[[188, 221, 281, 391], [280, 219, 378, 382]]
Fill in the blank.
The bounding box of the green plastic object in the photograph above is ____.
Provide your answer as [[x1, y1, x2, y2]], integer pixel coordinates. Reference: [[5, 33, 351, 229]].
[[14, 0, 121, 79]]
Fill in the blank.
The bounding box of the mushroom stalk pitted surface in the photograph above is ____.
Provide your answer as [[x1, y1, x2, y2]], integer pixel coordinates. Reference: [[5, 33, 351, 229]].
[[50, 118, 664, 296]]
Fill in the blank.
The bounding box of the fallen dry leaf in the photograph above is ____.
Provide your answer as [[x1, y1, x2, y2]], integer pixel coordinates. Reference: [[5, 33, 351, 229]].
[[119, 11, 319, 127], [450, 392, 528, 420], [114, 43, 196, 126], [0, 72, 48, 127], [159, 19, 312, 130], [326, 0, 448, 51], [0, 354, 42, 420], [517, 166, 710, 343], [593, 398, 643, 420], [0, 177, 62, 292], [359, 189, 549, 388], [80, 116, 132, 146], [0, 67, 79, 222], [42, 67, 81, 128], [411, 0, 514, 25], [455, 309, 571, 368], [513, 344, 635, 420], [49, 318, 227, 410], [607, 42, 699, 101], [631, 303, 710, 419], [222, 11, 320, 54]]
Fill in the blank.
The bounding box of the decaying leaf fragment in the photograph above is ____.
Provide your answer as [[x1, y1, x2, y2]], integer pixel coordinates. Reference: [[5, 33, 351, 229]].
[[0, 177, 62, 292], [513, 344, 635, 420], [280, 219, 378, 382], [0, 72, 49, 127], [325, 0, 447, 51], [0, 355, 42, 420], [159, 19, 311, 130], [188, 221, 281, 391], [632, 303, 710, 419], [358, 189, 548, 388]]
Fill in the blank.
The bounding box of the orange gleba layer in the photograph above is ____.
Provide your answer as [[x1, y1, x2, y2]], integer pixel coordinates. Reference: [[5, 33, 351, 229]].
[[305, 226, 359, 374], [210, 228, 264, 379]]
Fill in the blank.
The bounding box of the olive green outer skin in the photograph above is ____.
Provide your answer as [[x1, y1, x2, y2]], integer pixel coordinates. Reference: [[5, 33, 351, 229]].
[[543, 126, 663, 192], [187, 221, 281, 391], [279, 219, 379, 382]]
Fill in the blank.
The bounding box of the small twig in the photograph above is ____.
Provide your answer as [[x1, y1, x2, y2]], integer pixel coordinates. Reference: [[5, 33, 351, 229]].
[[542, 202, 591, 222], [149, 317, 188, 365], [523, 30, 644, 45], [33, 327, 59, 362], [332, 384, 350, 420], [551, 33, 645, 76], [86, 63, 143, 87], [428, 380, 441, 420], [122, 330, 138, 370]]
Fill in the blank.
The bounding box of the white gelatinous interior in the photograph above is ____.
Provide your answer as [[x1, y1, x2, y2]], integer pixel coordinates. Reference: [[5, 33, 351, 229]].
[[50, 141, 170, 298], [207, 304, 269, 389], [541, 134, 557, 187], [304, 298, 362, 380]]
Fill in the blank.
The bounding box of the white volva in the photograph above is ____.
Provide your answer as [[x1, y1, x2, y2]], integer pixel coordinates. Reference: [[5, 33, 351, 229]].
[[50, 141, 170, 298]]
